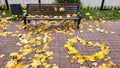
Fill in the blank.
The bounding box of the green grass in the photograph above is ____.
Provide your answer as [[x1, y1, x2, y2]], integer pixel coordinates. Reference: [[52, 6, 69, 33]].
[[0, 10, 12, 17], [0, 10, 21, 20], [0, 9, 120, 21], [80, 9, 120, 20]]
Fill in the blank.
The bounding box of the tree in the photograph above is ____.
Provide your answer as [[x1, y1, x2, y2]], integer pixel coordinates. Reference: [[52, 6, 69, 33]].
[[100, 0, 105, 10], [5, 0, 9, 10]]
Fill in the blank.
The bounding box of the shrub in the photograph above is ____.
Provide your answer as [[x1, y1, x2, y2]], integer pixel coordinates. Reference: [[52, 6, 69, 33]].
[[55, 0, 82, 8], [0, 4, 5, 10], [55, 0, 79, 3]]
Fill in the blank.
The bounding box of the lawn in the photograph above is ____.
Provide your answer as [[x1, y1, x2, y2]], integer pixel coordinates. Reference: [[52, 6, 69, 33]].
[[80, 9, 120, 20]]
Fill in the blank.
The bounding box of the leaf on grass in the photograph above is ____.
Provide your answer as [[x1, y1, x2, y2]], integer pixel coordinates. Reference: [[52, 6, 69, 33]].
[[85, 12, 90, 15], [89, 16, 94, 20]]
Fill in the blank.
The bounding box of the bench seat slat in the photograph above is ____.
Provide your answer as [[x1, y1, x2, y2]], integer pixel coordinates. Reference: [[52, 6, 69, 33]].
[[26, 17, 79, 20]]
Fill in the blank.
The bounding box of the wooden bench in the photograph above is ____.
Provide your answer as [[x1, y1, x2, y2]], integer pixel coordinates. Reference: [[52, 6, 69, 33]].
[[23, 4, 82, 28]]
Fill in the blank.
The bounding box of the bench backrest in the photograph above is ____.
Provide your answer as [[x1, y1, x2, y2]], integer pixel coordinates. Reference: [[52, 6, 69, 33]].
[[27, 4, 79, 16]]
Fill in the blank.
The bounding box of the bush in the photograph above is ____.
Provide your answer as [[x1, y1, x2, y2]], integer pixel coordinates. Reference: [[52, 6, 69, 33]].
[[0, 4, 5, 10], [55, 0, 82, 8], [55, 0, 79, 3]]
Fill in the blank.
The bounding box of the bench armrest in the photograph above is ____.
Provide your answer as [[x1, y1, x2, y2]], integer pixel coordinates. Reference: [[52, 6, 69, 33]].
[[22, 13, 28, 19], [78, 12, 82, 19]]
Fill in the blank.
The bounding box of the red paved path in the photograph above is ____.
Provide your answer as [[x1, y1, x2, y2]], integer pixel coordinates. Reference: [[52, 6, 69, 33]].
[[0, 20, 120, 68]]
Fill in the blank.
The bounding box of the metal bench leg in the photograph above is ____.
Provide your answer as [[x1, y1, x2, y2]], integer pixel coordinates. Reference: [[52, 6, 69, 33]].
[[77, 19, 80, 28], [24, 19, 27, 29], [74, 20, 79, 28], [24, 19, 26, 25], [77, 14, 82, 28], [28, 20, 30, 23]]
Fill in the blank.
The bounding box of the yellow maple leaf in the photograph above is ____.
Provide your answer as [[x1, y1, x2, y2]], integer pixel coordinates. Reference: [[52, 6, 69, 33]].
[[21, 39, 28, 44], [89, 16, 94, 19], [43, 43, 50, 51], [66, 55, 70, 58], [54, 16, 58, 18], [6, 59, 17, 68], [2, 11, 6, 15], [94, 21, 100, 27], [46, 51, 53, 56], [54, 7, 57, 12], [66, 14, 71, 18], [81, 40, 87, 45], [92, 62, 98, 66], [99, 63, 107, 68], [111, 31, 116, 34], [15, 62, 27, 68], [68, 47, 78, 55], [17, 54, 25, 60], [10, 52, 18, 57], [29, 38, 36, 44], [0, 54, 5, 58], [59, 16, 63, 18], [31, 60, 41, 68], [70, 60, 74, 63], [52, 64, 59, 68], [80, 30, 84, 33], [11, 34, 17, 37], [88, 27, 94, 32], [41, 56, 47, 63], [24, 48, 33, 54], [43, 33, 49, 43], [107, 60, 117, 67], [78, 57, 85, 64], [85, 55, 95, 61], [48, 56, 54, 60], [44, 16, 50, 18], [27, 31, 33, 37], [101, 48, 110, 55], [72, 13, 78, 17], [44, 63, 51, 68], [85, 12, 90, 15], [59, 7, 65, 12], [95, 52, 104, 60]]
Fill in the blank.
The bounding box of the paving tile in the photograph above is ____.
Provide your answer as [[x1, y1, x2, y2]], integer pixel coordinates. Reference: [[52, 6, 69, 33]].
[[0, 21, 120, 67]]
